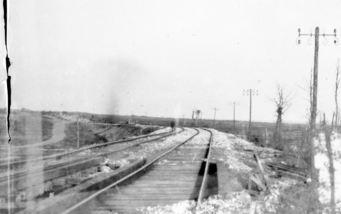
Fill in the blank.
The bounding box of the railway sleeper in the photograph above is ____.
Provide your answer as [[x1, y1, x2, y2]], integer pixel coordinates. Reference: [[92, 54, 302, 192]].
[[20, 158, 146, 214], [0, 157, 102, 202]]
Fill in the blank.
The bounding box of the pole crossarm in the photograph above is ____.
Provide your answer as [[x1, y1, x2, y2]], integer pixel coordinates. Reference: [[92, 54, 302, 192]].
[[243, 89, 259, 96], [299, 33, 336, 36], [298, 27, 337, 44]]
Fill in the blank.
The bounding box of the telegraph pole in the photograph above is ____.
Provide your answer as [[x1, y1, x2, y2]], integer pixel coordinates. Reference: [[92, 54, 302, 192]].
[[249, 91, 252, 133], [229, 101, 239, 132], [312, 27, 319, 132], [77, 118, 80, 148], [243, 89, 258, 140], [233, 102, 236, 130], [213, 108, 218, 128], [298, 27, 337, 132], [298, 27, 337, 182]]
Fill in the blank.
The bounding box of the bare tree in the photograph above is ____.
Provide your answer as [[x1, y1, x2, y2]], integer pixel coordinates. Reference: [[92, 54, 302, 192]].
[[196, 110, 202, 119], [192, 109, 202, 126], [272, 85, 291, 150]]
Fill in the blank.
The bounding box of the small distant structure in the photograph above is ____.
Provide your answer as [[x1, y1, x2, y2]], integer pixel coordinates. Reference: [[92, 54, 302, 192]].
[[170, 120, 176, 131], [192, 109, 202, 126]]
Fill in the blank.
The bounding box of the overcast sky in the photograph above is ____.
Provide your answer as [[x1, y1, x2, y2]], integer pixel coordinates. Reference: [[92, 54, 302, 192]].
[[3, 0, 341, 122]]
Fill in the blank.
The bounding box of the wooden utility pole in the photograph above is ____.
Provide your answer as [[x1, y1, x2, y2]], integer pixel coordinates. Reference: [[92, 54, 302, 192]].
[[76, 118, 80, 149], [298, 27, 337, 181], [311, 27, 319, 133], [229, 101, 239, 132], [249, 91, 252, 133], [233, 102, 236, 130], [213, 108, 218, 128], [243, 89, 258, 140], [298, 27, 337, 131]]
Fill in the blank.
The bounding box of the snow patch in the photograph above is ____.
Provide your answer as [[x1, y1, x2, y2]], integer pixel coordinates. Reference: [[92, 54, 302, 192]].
[[150, 127, 171, 134], [314, 132, 341, 211], [210, 129, 252, 171], [123, 128, 197, 161], [138, 200, 196, 214], [197, 193, 251, 214]]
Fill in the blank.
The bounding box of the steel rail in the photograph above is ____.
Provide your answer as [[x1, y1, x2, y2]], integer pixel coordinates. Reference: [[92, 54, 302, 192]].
[[0, 128, 185, 184], [0, 127, 176, 168], [9, 123, 117, 149], [92, 126, 114, 135], [197, 128, 213, 204], [61, 128, 200, 214]]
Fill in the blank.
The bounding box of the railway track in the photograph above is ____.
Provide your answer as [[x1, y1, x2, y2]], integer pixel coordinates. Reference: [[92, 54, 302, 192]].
[[0, 127, 173, 171], [0, 128, 179, 182], [92, 125, 115, 135], [1, 128, 184, 210], [0, 122, 147, 162], [0, 124, 117, 164], [60, 128, 216, 214]]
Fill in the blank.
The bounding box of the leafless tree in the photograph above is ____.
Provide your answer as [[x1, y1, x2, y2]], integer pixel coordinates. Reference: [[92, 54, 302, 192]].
[[272, 85, 291, 150], [196, 110, 202, 119], [192, 109, 202, 126]]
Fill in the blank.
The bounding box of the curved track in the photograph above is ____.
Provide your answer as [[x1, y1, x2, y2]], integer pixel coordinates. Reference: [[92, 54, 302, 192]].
[[61, 128, 215, 214]]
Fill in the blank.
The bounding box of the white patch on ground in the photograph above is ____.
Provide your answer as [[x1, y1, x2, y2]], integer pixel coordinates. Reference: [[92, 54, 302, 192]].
[[101, 157, 131, 172], [138, 200, 196, 214], [314, 132, 341, 211], [140, 193, 251, 214], [211, 129, 280, 172], [150, 127, 172, 134], [101, 165, 112, 173], [258, 178, 297, 213], [77, 149, 92, 156], [124, 128, 197, 160], [184, 129, 209, 146], [196, 192, 251, 214], [210, 129, 252, 172], [57, 113, 90, 123]]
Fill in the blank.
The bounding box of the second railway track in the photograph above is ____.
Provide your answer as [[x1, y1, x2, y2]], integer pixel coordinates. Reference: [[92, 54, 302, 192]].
[[1, 128, 184, 212], [61, 128, 216, 214], [0, 127, 176, 172]]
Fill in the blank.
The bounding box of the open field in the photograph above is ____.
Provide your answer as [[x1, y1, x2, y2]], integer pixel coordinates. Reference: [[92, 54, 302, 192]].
[[5, 109, 341, 214], [10, 109, 308, 145], [2, 109, 312, 165], [36, 109, 311, 161]]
